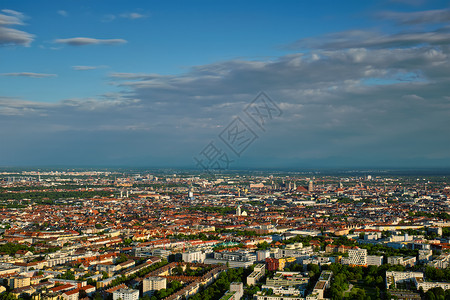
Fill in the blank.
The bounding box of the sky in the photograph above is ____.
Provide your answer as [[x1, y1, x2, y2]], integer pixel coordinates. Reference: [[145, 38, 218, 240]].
[[1, 0, 450, 170]]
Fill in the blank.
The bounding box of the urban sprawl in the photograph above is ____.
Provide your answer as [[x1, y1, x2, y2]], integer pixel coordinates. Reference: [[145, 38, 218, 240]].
[[1, 170, 450, 300]]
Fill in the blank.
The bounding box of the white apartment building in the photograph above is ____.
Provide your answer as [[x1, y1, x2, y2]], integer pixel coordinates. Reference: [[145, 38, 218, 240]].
[[112, 288, 139, 300]]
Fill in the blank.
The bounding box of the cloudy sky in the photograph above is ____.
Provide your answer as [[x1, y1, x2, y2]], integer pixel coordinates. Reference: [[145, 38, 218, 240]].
[[1, 0, 450, 169]]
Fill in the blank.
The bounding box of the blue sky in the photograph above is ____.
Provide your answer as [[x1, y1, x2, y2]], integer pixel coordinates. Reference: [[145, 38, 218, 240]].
[[1, 0, 450, 169]]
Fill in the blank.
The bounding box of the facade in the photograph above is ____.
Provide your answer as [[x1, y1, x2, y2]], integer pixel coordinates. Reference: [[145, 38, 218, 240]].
[[386, 271, 424, 289], [247, 264, 265, 286], [62, 289, 79, 300], [182, 251, 206, 263], [414, 277, 450, 292], [266, 272, 309, 287], [112, 288, 139, 300], [387, 256, 416, 267], [342, 248, 367, 266], [367, 255, 383, 266], [9, 276, 31, 289], [229, 282, 244, 300], [428, 253, 450, 269], [205, 251, 256, 268], [142, 276, 167, 296], [257, 250, 271, 261], [418, 249, 433, 263], [309, 270, 333, 300]]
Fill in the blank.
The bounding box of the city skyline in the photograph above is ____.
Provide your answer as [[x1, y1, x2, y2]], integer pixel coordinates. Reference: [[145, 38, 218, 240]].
[[1, 0, 450, 168]]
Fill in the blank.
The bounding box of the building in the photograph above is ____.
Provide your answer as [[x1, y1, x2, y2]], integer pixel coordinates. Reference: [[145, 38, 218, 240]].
[[308, 180, 314, 192], [414, 277, 450, 292], [266, 258, 280, 271], [386, 271, 424, 289], [418, 249, 433, 263], [265, 272, 309, 288], [9, 276, 31, 289], [257, 250, 270, 261], [205, 250, 256, 268], [219, 282, 243, 300], [306, 271, 333, 300], [428, 253, 450, 269], [62, 289, 79, 300], [182, 251, 206, 263], [388, 256, 416, 267], [112, 288, 139, 300], [247, 264, 265, 286], [367, 255, 383, 266], [342, 248, 367, 266], [143, 277, 166, 296]]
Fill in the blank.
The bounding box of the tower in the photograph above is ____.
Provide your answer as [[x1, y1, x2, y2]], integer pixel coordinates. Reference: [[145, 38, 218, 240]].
[[236, 205, 241, 216], [188, 187, 194, 200], [308, 180, 314, 192]]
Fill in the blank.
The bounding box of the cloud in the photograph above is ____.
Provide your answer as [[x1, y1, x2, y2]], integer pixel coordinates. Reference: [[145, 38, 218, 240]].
[[1, 7, 450, 168], [0, 9, 34, 46], [54, 37, 127, 46], [120, 12, 146, 19], [1, 72, 57, 78], [378, 9, 450, 25], [72, 65, 107, 71], [57, 10, 68, 17], [288, 27, 450, 50]]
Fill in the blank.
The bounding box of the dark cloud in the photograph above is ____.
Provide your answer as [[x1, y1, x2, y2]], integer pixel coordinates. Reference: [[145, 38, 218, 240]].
[[54, 37, 127, 46], [1, 72, 57, 78]]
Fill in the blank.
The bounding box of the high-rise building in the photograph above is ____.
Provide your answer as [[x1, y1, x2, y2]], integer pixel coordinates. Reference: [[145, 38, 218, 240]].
[[142, 277, 166, 296], [308, 180, 314, 192]]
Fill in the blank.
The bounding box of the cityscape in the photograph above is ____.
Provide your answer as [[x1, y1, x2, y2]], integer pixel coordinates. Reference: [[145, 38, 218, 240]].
[[1, 1, 450, 300], [0, 169, 450, 300]]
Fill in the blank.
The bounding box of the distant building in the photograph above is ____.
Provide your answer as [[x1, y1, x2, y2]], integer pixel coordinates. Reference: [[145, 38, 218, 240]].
[[205, 251, 256, 268]]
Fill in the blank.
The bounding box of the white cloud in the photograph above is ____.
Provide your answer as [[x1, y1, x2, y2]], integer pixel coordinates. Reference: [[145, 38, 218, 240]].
[[0, 9, 34, 46], [57, 10, 68, 17], [72, 65, 107, 71], [378, 9, 450, 25], [54, 37, 127, 46], [120, 12, 146, 19]]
